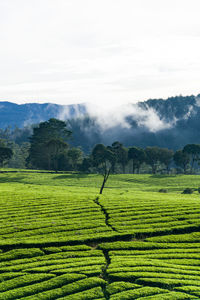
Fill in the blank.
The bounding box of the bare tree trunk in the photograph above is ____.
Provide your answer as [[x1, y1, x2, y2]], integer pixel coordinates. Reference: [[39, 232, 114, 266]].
[[99, 168, 111, 194], [191, 158, 195, 174], [133, 160, 135, 174], [47, 154, 51, 170], [152, 165, 156, 174], [100, 176, 107, 194]]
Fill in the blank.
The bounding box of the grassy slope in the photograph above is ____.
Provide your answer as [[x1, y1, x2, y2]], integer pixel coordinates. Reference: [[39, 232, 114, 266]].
[[0, 171, 199, 299]]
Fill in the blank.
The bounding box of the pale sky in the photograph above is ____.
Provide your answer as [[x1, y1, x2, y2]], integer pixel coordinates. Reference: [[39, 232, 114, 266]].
[[1, 0, 200, 107]]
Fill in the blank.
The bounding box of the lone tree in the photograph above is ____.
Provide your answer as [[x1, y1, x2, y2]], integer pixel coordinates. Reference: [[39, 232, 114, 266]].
[[28, 118, 71, 170], [0, 147, 13, 167], [92, 144, 116, 194]]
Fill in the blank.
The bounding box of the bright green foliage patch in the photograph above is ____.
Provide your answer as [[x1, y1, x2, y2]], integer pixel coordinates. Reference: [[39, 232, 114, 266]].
[[109, 286, 168, 299], [175, 285, 200, 297], [58, 286, 105, 299], [0, 273, 55, 294], [147, 232, 200, 243], [107, 281, 141, 295], [0, 249, 44, 262], [0, 274, 86, 300], [136, 277, 200, 288], [16, 277, 106, 300], [139, 291, 198, 299]]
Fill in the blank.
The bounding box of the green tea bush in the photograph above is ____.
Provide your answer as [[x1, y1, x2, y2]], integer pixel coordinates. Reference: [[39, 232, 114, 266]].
[[0, 256, 105, 272], [0, 249, 44, 262], [110, 286, 168, 299], [108, 271, 200, 282], [107, 266, 200, 277], [58, 286, 105, 299], [15, 277, 105, 300], [147, 232, 200, 243], [0, 273, 54, 293], [107, 281, 141, 295], [139, 291, 197, 299], [0, 274, 86, 300], [175, 285, 200, 297], [0, 272, 26, 282], [136, 277, 200, 288]]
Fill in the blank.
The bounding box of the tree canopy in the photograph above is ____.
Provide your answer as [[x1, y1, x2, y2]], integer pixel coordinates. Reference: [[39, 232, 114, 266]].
[[0, 147, 13, 167], [28, 118, 71, 170], [128, 147, 146, 173], [174, 150, 190, 174]]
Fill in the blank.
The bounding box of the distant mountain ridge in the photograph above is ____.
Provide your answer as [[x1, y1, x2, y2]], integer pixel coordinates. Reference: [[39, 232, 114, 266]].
[[1, 94, 200, 151], [139, 95, 197, 121], [0, 101, 86, 128], [0, 95, 198, 129]]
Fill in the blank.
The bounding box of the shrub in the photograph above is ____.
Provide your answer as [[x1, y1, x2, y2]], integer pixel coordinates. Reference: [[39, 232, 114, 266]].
[[182, 188, 193, 194], [158, 189, 168, 193]]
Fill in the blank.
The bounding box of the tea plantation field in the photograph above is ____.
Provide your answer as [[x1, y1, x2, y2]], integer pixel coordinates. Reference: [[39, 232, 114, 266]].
[[0, 171, 200, 299]]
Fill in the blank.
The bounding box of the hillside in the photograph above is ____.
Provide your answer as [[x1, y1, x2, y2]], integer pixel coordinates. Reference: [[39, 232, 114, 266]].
[[0, 171, 200, 298], [0, 102, 86, 129], [1, 94, 200, 151]]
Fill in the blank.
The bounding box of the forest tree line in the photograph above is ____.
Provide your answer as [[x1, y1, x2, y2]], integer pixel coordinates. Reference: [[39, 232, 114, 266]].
[[0, 118, 200, 175]]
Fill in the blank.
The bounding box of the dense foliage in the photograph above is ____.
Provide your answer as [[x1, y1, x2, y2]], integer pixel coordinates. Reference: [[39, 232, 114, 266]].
[[2, 95, 200, 152], [1, 118, 200, 176], [27, 118, 71, 170]]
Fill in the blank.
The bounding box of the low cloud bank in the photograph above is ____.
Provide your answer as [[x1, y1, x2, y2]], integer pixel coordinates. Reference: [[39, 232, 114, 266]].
[[57, 101, 178, 133]]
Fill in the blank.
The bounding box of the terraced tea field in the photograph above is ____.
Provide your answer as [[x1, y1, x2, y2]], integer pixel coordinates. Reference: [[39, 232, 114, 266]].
[[0, 171, 200, 299]]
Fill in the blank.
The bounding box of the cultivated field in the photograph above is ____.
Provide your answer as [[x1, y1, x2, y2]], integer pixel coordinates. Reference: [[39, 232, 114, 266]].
[[0, 171, 199, 299]]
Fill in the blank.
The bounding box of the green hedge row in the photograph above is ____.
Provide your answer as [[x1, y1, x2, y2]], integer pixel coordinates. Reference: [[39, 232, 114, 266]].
[[136, 277, 200, 288], [109, 286, 168, 300], [107, 281, 141, 295], [0, 273, 55, 293], [5, 277, 106, 300], [0, 273, 86, 300], [108, 271, 200, 282]]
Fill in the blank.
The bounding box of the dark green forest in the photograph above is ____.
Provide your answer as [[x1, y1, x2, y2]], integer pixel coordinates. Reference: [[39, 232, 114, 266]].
[[1, 117, 200, 176], [1, 94, 200, 153], [1, 94, 200, 174]]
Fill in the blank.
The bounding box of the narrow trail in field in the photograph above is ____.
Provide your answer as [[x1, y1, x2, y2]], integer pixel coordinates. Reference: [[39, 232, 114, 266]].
[[94, 197, 117, 232]]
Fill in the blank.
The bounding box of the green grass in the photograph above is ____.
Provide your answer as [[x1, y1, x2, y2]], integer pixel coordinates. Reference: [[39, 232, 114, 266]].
[[0, 169, 200, 298]]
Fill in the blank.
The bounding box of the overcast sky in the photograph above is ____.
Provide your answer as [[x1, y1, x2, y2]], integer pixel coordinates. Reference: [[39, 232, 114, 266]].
[[1, 0, 200, 107]]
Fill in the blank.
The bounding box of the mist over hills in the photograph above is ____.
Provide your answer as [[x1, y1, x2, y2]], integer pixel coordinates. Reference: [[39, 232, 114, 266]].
[[0, 94, 200, 151]]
